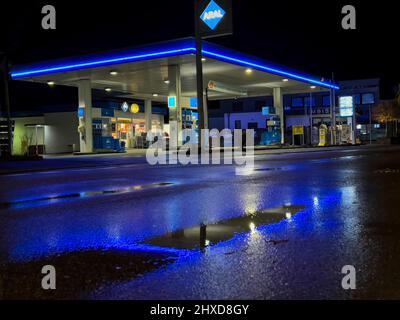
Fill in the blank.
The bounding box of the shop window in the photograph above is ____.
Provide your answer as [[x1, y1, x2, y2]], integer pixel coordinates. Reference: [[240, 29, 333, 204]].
[[305, 96, 316, 107], [248, 122, 258, 130], [233, 101, 244, 112], [354, 94, 361, 105], [322, 95, 331, 107], [283, 96, 292, 107], [292, 97, 304, 107], [362, 93, 375, 105], [208, 100, 220, 110], [254, 100, 266, 111]]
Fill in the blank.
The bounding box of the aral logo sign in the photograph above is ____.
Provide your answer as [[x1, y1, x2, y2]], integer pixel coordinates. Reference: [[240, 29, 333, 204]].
[[121, 102, 129, 112], [201, 0, 226, 30]]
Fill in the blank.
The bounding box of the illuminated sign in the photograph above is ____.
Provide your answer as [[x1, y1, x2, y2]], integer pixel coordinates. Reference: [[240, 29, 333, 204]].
[[130, 103, 140, 114], [199, 0, 232, 38], [78, 107, 85, 118], [201, 0, 226, 30], [262, 107, 270, 116], [168, 96, 177, 108], [121, 102, 129, 112], [293, 126, 304, 136], [262, 107, 276, 116], [339, 96, 354, 117], [190, 97, 198, 109]]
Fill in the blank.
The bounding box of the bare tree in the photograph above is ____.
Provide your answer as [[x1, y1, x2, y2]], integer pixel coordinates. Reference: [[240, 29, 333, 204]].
[[373, 99, 400, 137]]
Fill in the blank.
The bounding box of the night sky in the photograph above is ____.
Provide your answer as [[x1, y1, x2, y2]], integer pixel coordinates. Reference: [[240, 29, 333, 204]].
[[1, 1, 399, 100]]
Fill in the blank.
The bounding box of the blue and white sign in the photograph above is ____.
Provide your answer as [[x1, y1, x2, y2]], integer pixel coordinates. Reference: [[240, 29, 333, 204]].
[[201, 0, 226, 30], [121, 102, 129, 112]]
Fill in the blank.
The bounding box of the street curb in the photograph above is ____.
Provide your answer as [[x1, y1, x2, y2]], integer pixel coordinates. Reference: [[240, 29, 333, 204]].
[[0, 144, 394, 176]]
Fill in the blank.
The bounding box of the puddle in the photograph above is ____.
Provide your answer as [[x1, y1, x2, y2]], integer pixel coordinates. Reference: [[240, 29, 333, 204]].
[[1, 204, 305, 298], [0, 182, 174, 210], [0, 249, 177, 300], [142, 205, 305, 250]]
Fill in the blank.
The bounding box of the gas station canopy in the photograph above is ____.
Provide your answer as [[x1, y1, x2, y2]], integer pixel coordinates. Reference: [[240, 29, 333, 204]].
[[11, 37, 339, 102]]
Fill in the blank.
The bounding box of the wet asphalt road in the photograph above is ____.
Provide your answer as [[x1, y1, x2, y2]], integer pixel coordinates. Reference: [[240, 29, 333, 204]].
[[1, 145, 400, 299]]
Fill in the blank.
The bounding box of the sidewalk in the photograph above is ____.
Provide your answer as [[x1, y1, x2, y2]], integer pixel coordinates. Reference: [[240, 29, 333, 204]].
[[254, 144, 364, 155], [0, 144, 388, 176], [0, 154, 149, 176]]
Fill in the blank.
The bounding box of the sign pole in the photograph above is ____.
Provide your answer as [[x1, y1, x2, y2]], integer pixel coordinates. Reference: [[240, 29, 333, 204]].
[[309, 92, 312, 146], [369, 104, 372, 145], [0, 53, 13, 158], [331, 73, 337, 145], [194, 0, 206, 150]]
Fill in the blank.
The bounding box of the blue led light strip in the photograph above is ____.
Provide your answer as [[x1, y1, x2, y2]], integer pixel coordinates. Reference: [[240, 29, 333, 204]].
[[11, 47, 196, 79], [11, 42, 338, 90], [202, 50, 340, 90]]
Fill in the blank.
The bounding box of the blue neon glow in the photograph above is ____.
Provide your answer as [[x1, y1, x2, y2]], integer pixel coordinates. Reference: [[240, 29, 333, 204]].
[[201, 49, 340, 90], [201, 0, 226, 30], [11, 38, 339, 90], [11, 48, 195, 79]]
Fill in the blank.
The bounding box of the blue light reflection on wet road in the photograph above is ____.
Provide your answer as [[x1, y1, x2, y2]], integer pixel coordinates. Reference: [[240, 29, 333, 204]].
[[1, 147, 396, 299]]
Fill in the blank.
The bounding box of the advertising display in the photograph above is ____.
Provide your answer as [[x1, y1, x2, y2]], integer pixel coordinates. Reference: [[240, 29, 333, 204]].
[[339, 96, 354, 117], [293, 126, 304, 136]]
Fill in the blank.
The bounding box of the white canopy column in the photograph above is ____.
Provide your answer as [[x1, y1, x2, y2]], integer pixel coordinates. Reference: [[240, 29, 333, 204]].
[[78, 79, 93, 153], [273, 87, 285, 145], [168, 65, 183, 146], [145, 99, 152, 133]]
